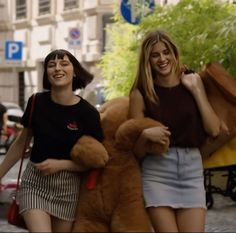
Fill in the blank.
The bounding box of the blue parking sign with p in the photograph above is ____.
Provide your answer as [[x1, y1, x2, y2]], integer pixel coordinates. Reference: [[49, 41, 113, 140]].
[[5, 41, 23, 60]]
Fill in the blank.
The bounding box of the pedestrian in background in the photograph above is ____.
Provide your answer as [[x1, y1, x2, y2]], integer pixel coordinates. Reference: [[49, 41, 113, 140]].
[[0, 49, 104, 232], [128, 30, 221, 232], [0, 101, 7, 187], [0, 101, 8, 142]]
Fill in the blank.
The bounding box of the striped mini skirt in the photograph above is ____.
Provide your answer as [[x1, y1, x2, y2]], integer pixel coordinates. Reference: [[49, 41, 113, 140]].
[[142, 147, 206, 209], [18, 161, 80, 221]]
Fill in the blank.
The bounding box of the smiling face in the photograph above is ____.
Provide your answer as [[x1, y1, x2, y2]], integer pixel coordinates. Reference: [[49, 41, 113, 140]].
[[46, 55, 74, 89], [149, 41, 174, 78]]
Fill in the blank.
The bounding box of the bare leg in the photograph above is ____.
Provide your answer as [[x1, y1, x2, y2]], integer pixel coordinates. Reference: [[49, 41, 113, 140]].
[[147, 207, 178, 232], [23, 209, 51, 232], [176, 208, 206, 232]]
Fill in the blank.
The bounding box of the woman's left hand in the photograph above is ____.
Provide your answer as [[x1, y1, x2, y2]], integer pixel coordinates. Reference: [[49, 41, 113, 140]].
[[34, 159, 64, 176], [181, 72, 204, 94]]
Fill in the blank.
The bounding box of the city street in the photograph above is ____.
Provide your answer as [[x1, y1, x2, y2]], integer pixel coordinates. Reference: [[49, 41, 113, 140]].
[[0, 156, 236, 232]]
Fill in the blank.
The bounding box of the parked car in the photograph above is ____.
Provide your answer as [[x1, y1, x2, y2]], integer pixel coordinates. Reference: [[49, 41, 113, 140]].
[[0, 102, 24, 153], [0, 103, 26, 204], [94, 84, 105, 108], [2, 102, 24, 127], [77, 84, 105, 109]]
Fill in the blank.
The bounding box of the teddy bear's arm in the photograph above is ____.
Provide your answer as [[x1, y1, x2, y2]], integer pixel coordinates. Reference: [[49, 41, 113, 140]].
[[115, 117, 169, 159], [132, 131, 149, 160], [71, 135, 109, 168], [133, 131, 169, 159], [199, 62, 236, 158]]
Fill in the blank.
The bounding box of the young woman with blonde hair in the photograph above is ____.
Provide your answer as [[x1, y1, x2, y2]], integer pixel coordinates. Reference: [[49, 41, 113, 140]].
[[129, 30, 220, 232]]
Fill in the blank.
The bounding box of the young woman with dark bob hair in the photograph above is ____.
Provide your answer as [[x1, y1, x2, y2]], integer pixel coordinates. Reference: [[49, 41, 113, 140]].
[[0, 49, 104, 232], [129, 30, 221, 232]]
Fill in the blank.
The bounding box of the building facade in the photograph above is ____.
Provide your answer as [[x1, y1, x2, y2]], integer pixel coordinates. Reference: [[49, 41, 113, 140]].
[[0, 0, 178, 108], [0, 0, 116, 108]]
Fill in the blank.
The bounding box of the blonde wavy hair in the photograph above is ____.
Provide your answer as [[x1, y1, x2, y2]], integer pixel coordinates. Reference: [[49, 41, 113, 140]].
[[130, 30, 182, 106]]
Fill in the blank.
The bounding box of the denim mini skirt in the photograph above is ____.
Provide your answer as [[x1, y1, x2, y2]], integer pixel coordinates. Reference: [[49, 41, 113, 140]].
[[142, 147, 206, 209], [18, 161, 80, 221]]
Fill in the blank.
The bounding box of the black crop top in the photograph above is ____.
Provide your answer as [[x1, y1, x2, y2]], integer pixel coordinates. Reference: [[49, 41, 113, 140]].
[[146, 83, 207, 147], [21, 92, 104, 163]]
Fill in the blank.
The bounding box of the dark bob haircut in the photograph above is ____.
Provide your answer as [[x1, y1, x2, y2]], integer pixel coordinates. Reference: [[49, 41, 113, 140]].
[[43, 49, 94, 91]]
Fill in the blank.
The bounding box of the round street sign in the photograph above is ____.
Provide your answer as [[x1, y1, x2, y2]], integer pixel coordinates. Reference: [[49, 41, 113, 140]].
[[68, 28, 81, 49], [120, 0, 155, 25], [69, 28, 80, 40]]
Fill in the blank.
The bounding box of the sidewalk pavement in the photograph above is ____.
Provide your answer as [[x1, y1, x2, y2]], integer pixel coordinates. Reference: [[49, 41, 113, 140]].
[[205, 194, 236, 232], [0, 194, 236, 232]]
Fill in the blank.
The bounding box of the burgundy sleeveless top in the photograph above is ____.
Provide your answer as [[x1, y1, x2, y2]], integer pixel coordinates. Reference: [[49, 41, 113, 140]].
[[145, 83, 207, 147]]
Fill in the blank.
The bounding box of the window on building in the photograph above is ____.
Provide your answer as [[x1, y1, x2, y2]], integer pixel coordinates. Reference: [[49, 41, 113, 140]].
[[16, 0, 26, 19], [64, 0, 79, 10], [38, 0, 50, 15], [102, 14, 114, 52]]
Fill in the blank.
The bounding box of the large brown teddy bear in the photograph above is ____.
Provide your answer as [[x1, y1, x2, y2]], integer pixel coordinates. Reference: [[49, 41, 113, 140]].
[[70, 96, 169, 232], [70, 62, 236, 232], [199, 62, 236, 158]]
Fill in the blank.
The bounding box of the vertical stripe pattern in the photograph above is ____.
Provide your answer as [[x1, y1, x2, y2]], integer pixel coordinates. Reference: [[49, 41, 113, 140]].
[[18, 161, 80, 221]]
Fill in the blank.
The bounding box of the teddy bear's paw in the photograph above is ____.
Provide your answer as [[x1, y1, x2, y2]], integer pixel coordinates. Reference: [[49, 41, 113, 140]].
[[71, 136, 109, 168], [115, 117, 167, 150], [146, 140, 169, 156]]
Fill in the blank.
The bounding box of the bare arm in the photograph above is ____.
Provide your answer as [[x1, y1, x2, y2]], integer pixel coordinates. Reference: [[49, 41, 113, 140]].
[[129, 90, 170, 159], [129, 89, 145, 119], [129, 90, 147, 158], [134, 126, 171, 159], [33, 159, 87, 176], [181, 73, 221, 137], [0, 128, 32, 179]]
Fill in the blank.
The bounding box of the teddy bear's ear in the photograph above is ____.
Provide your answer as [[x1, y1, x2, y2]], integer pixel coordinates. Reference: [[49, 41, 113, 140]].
[[99, 96, 129, 139], [115, 117, 169, 156], [71, 136, 109, 168]]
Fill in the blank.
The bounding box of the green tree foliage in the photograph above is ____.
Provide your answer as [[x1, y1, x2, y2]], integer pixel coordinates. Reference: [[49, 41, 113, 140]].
[[98, 0, 236, 99]]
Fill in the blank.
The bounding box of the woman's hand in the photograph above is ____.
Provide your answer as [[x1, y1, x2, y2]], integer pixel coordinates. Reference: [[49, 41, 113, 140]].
[[143, 126, 171, 145], [34, 159, 64, 176], [133, 125, 170, 159], [181, 72, 204, 95], [34, 158, 87, 176], [34, 158, 85, 176]]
